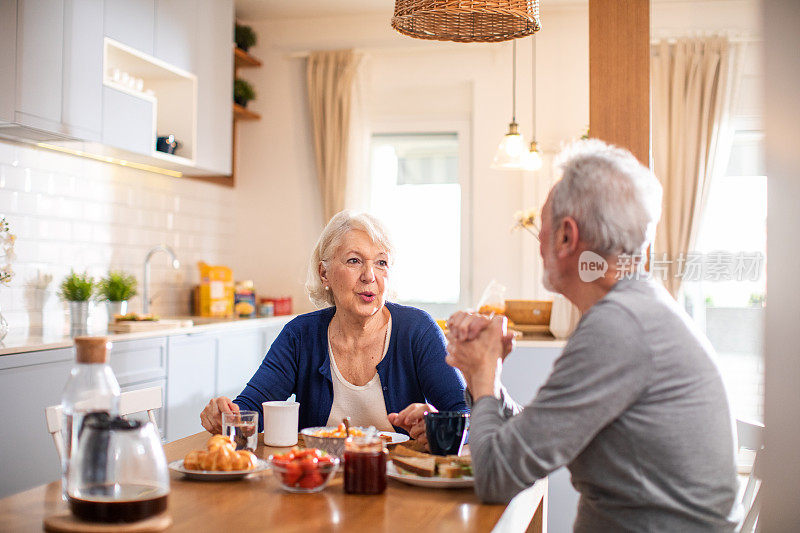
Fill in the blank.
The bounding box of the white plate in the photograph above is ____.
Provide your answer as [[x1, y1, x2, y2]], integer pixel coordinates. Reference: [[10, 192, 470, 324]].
[[168, 458, 269, 481], [380, 431, 410, 445], [387, 460, 474, 489]]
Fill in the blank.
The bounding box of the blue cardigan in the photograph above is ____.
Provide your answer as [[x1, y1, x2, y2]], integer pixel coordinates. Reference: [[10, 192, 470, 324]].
[[234, 302, 467, 432]]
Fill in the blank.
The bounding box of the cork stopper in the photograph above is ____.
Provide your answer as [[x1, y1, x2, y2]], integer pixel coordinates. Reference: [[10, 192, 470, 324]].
[[74, 337, 110, 364]]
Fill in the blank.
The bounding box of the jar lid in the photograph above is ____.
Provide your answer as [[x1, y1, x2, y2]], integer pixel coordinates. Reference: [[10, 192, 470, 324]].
[[344, 435, 385, 453], [74, 337, 111, 364]]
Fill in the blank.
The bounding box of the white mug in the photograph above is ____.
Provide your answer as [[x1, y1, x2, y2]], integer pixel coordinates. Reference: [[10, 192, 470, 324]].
[[262, 400, 299, 446]]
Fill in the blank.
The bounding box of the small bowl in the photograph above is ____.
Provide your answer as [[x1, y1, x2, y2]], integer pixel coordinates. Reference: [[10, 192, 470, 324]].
[[300, 426, 365, 458], [268, 453, 339, 493]]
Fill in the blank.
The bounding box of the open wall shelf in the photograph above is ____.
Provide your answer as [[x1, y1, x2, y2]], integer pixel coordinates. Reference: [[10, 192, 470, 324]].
[[103, 38, 197, 163]]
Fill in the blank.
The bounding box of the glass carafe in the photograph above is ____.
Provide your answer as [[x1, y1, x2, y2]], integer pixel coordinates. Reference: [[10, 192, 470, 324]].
[[67, 412, 169, 523]]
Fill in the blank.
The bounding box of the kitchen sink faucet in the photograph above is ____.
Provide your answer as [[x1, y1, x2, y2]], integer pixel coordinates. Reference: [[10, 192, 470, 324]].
[[143, 245, 180, 314]]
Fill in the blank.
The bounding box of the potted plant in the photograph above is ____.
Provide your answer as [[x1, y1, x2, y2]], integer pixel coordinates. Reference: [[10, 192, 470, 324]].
[[59, 270, 94, 336], [97, 270, 138, 323], [234, 79, 256, 107], [235, 24, 257, 52]]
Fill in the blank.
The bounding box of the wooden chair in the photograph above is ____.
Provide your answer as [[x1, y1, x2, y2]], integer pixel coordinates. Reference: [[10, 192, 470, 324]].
[[44, 386, 163, 465], [737, 419, 764, 533], [491, 477, 548, 533]]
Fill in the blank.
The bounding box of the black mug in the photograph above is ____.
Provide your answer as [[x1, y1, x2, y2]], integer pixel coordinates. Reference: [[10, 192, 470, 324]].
[[424, 411, 469, 456]]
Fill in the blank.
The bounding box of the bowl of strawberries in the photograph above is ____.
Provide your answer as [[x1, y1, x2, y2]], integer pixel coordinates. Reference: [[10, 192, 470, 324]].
[[268, 447, 339, 493]]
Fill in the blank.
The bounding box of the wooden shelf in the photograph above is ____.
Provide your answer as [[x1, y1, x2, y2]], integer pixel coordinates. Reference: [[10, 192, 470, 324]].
[[234, 47, 262, 68], [233, 103, 260, 121]]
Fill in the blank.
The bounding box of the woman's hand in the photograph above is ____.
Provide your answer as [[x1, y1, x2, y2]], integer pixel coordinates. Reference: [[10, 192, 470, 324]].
[[200, 396, 239, 434], [388, 403, 437, 448], [445, 315, 508, 399]]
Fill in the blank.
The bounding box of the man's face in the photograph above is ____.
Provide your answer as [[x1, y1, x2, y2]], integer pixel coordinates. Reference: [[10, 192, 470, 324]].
[[539, 195, 560, 293]]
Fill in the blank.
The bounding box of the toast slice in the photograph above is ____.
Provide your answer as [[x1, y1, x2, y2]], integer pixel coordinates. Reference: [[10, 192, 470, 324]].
[[391, 446, 471, 465], [391, 456, 436, 477], [438, 464, 463, 479]]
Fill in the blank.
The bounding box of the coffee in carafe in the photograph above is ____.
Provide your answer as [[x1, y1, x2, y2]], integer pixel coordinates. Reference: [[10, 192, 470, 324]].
[[67, 413, 169, 523]]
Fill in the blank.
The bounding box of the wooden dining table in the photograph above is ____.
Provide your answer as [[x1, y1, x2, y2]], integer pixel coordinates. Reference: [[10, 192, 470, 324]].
[[0, 432, 547, 532]]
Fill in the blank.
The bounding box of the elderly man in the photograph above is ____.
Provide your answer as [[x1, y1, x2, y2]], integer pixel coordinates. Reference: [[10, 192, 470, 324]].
[[446, 141, 740, 532]]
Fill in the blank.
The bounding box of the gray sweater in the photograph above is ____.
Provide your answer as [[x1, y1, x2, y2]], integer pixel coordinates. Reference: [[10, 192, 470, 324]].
[[469, 278, 741, 532]]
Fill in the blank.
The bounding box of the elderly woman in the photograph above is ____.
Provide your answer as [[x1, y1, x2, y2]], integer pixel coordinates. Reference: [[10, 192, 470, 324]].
[[200, 210, 466, 438]]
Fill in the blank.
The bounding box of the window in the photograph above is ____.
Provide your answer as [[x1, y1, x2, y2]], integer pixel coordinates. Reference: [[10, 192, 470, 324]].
[[682, 125, 766, 422], [369, 131, 468, 316]]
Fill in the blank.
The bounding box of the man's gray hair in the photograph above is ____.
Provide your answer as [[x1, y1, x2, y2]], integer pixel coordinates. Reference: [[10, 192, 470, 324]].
[[550, 139, 663, 256], [305, 210, 396, 308]]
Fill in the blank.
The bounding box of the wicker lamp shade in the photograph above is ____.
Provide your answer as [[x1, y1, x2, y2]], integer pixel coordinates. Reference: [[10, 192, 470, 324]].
[[392, 0, 541, 43]]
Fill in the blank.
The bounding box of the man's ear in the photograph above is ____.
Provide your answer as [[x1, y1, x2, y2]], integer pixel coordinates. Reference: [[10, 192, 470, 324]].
[[555, 216, 580, 258]]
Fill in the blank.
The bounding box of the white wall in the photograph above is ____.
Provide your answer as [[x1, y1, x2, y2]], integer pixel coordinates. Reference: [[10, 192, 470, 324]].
[[0, 140, 234, 338]]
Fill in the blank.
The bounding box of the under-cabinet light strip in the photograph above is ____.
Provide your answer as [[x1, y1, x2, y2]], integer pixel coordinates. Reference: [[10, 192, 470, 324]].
[[35, 143, 183, 178]]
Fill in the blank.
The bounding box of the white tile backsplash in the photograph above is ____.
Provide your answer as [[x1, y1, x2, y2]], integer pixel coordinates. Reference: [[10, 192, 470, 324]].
[[0, 141, 235, 337]]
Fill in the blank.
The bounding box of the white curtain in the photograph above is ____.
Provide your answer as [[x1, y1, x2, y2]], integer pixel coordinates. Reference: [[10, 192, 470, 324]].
[[306, 50, 369, 223], [651, 36, 741, 297]]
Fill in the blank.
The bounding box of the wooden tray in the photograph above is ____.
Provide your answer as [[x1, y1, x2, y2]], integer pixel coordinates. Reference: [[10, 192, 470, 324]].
[[43, 512, 172, 532], [109, 319, 193, 333]]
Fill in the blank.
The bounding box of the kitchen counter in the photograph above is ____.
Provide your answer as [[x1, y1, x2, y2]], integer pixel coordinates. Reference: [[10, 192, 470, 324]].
[[0, 315, 297, 356]]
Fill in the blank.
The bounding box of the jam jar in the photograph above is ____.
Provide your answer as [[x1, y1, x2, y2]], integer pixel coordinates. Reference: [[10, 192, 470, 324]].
[[343, 435, 387, 494]]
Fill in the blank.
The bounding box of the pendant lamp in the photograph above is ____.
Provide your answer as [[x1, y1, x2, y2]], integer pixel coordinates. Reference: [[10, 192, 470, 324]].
[[392, 0, 540, 43], [523, 37, 543, 171], [492, 40, 527, 170]]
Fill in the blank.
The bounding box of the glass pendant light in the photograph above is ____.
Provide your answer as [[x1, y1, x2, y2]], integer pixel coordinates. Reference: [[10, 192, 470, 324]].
[[492, 40, 528, 170], [523, 37, 543, 171]]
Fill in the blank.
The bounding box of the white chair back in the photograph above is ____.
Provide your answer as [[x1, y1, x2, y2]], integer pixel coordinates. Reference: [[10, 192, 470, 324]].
[[737, 419, 764, 533], [491, 478, 548, 533], [44, 386, 163, 465]]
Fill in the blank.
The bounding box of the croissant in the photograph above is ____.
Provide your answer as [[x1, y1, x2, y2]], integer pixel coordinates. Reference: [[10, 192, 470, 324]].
[[183, 435, 258, 471], [207, 434, 236, 452], [183, 450, 206, 470], [233, 450, 258, 470]]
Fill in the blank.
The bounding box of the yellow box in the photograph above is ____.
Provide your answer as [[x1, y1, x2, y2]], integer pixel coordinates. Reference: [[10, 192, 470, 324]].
[[196, 262, 234, 317]]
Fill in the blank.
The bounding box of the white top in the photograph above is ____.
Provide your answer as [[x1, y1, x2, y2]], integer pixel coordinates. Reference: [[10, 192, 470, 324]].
[[325, 317, 394, 431]]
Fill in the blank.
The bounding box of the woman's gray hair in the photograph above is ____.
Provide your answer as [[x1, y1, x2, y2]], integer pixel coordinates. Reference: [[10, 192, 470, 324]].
[[549, 139, 663, 256], [305, 210, 396, 308]]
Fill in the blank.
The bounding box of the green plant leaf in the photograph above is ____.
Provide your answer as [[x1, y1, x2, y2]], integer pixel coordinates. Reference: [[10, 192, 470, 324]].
[[97, 270, 138, 302], [59, 270, 95, 301]]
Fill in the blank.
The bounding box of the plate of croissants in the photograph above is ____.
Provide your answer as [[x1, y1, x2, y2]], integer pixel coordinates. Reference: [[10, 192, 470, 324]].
[[168, 435, 269, 481]]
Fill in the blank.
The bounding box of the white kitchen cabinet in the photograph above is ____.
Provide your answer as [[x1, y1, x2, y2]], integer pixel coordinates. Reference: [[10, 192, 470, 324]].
[[109, 337, 167, 386], [61, 0, 104, 141], [193, 0, 233, 175], [101, 86, 156, 155], [0, 347, 74, 499], [154, 0, 196, 73], [216, 327, 264, 400], [1, 0, 104, 141], [14, 0, 65, 131], [165, 333, 217, 442], [103, 0, 155, 56], [0, 1, 18, 123]]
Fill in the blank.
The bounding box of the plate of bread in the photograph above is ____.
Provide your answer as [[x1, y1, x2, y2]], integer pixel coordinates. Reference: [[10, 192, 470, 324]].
[[387, 443, 473, 489], [169, 435, 269, 481]]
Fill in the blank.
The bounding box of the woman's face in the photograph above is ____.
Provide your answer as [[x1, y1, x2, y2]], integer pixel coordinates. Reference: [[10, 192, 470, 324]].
[[321, 230, 390, 319]]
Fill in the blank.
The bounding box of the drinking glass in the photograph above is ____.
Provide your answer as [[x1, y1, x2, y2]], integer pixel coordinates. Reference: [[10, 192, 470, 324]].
[[222, 411, 258, 452]]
